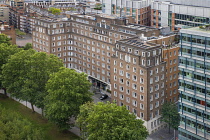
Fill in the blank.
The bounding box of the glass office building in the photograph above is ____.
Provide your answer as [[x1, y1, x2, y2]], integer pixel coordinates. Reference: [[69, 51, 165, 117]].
[[151, 1, 210, 31], [179, 27, 210, 140]]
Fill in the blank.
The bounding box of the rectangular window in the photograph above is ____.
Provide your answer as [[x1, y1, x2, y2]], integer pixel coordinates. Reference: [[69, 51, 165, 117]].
[[140, 70, 144, 75], [140, 86, 144, 92], [150, 70, 153, 76], [150, 104, 153, 110]]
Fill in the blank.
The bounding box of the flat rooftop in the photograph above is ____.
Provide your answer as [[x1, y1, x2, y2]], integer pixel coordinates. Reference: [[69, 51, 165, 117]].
[[186, 26, 210, 33], [120, 37, 158, 49], [75, 14, 96, 20], [75, 13, 130, 20], [124, 24, 157, 31], [181, 26, 210, 37]]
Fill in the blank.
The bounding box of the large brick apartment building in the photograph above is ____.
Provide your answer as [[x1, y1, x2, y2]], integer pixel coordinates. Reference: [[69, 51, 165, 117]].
[[148, 35, 179, 102], [32, 13, 179, 134], [111, 36, 166, 133]]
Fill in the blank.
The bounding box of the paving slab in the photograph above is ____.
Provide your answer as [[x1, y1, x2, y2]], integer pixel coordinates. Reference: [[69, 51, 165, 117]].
[[16, 34, 32, 47]]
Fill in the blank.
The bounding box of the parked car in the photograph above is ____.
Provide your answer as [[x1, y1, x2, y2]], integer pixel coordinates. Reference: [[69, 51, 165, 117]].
[[99, 94, 108, 100]]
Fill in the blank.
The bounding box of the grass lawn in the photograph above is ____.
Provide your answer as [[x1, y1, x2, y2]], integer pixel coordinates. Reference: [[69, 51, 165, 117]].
[[0, 94, 80, 140]]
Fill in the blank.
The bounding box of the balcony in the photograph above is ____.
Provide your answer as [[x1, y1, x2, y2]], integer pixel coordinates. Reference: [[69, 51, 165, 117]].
[[178, 135, 190, 140], [180, 123, 206, 138], [192, 43, 205, 49], [181, 98, 207, 112]]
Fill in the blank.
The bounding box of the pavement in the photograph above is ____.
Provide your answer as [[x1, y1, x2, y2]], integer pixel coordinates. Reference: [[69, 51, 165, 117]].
[[147, 127, 178, 140], [16, 34, 32, 47], [0, 90, 42, 114]]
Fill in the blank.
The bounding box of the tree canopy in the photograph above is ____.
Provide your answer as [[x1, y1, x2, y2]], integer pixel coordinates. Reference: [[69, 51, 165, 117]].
[[1, 49, 63, 112], [44, 67, 93, 131], [0, 41, 21, 95], [0, 43, 21, 77], [161, 102, 180, 133], [49, 7, 61, 15], [68, 7, 77, 11], [94, 3, 102, 10], [15, 29, 26, 36], [77, 102, 149, 140], [0, 105, 43, 140], [0, 34, 11, 45], [23, 43, 32, 50]]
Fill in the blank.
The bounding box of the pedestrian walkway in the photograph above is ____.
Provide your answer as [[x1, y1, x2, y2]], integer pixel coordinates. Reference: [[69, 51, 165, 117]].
[[69, 127, 81, 137], [0, 90, 42, 114], [147, 127, 178, 140]]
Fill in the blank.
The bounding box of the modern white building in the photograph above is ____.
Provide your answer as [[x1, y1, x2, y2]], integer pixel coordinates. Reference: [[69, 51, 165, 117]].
[[178, 26, 210, 140], [151, 0, 210, 30], [102, 0, 152, 25]]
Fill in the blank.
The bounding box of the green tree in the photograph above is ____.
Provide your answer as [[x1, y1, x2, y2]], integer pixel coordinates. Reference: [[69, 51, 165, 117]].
[[77, 102, 149, 140], [0, 34, 11, 45], [1, 50, 63, 112], [161, 102, 180, 133], [94, 3, 102, 10], [68, 7, 77, 11], [1, 49, 35, 101], [23, 43, 32, 50], [44, 67, 93, 131], [0, 44, 21, 95], [0, 105, 43, 140], [15, 29, 26, 36], [49, 7, 55, 11], [49, 7, 61, 15], [76, 102, 94, 139]]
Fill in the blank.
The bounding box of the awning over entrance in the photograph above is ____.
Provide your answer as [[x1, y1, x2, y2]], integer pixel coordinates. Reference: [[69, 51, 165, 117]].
[[88, 76, 109, 90]]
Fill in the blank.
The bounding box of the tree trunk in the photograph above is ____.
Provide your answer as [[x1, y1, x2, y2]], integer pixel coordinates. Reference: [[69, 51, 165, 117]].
[[41, 108, 44, 116], [169, 115, 171, 134], [31, 104, 35, 112], [3, 88, 7, 96], [169, 125, 171, 134]]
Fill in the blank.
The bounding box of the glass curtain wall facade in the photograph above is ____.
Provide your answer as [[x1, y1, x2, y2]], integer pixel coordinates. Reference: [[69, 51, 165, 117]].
[[175, 14, 210, 28], [179, 29, 210, 140], [167, 13, 210, 29]]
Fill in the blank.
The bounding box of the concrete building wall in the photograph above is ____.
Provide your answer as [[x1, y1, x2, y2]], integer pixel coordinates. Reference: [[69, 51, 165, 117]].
[[0, 6, 10, 23]]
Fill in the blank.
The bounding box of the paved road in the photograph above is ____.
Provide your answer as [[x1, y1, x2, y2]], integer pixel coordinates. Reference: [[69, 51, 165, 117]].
[[92, 92, 111, 103]]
